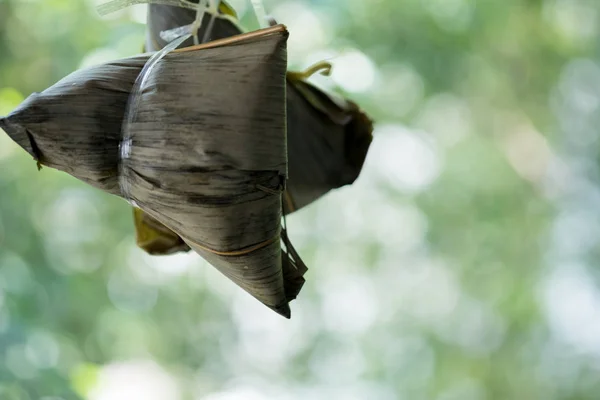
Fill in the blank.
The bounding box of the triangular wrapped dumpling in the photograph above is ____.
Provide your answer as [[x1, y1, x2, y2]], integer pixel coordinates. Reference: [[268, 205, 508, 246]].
[[122, 28, 294, 315], [1, 26, 305, 317], [135, 3, 373, 254]]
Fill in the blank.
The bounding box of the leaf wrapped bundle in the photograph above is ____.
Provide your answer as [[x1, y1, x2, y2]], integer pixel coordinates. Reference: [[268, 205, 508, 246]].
[[1, 27, 305, 317], [135, 3, 374, 254]]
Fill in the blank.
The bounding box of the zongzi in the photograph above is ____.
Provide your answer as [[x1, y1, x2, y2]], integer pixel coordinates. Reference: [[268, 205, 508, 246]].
[[1, 26, 305, 317], [135, 1, 373, 254]]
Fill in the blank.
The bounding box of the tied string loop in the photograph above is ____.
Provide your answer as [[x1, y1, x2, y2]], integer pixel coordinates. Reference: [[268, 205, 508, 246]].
[[258, 184, 295, 213], [256, 183, 283, 196], [190, 234, 280, 257], [256, 175, 296, 212]]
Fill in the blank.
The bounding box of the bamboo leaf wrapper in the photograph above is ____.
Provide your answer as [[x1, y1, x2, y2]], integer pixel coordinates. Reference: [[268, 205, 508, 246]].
[[1, 27, 305, 317]]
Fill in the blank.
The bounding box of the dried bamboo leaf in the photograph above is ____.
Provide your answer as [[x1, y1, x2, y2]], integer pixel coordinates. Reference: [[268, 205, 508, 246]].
[[0, 58, 147, 195], [285, 79, 373, 209], [1, 26, 304, 317]]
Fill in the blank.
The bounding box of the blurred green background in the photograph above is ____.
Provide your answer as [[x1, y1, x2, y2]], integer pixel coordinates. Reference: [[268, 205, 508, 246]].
[[1, 0, 600, 399]]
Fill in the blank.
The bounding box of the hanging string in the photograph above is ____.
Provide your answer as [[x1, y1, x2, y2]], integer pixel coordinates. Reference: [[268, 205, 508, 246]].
[[98, 0, 199, 16], [201, 0, 221, 43], [190, 0, 208, 45], [250, 0, 269, 29]]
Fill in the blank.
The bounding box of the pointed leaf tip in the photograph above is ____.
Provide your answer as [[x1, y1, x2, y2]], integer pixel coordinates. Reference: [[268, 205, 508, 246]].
[[0, 116, 38, 163], [270, 303, 291, 319]]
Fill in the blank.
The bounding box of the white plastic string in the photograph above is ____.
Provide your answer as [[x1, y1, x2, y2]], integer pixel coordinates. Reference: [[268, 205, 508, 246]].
[[99, 0, 209, 44], [118, 33, 191, 204], [97, 0, 199, 16], [99, 0, 265, 45], [189, 0, 208, 44], [155, 0, 235, 44], [158, 0, 219, 44], [160, 24, 193, 42], [201, 0, 221, 43], [250, 0, 268, 29]]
